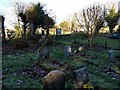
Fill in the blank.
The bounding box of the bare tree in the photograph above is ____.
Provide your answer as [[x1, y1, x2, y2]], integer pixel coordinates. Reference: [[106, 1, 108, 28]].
[[74, 4, 106, 47], [15, 2, 27, 42], [13, 2, 24, 39]]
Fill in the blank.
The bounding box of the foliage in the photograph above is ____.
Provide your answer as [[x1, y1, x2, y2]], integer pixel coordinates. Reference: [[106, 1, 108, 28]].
[[14, 2, 55, 41], [26, 3, 44, 24], [25, 3, 45, 36], [60, 21, 70, 32], [83, 82, 94, 88], [70, 15, 81, 32], [2, 33, 120, 89], [42, 14, 55, 35], [74, 4, 107, 47], [15, 2, 27, 42], [26, 3, 55, 35], [14, 25, 22, 39], [105, 5, 119, 33], [75, 4, 106, 36]]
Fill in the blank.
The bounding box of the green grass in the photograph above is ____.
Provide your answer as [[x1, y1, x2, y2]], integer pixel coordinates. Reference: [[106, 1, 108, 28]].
[[2, 32, 120, 89]]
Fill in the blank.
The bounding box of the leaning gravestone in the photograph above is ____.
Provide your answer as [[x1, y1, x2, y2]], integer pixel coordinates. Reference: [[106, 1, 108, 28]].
[[38, 35, 49, 60], [39, 35, 48, 45], [38, 45, 49, 60], [43, 70, 65, 90], [73, 67, 89, 88], [64, 46, 71, 57]]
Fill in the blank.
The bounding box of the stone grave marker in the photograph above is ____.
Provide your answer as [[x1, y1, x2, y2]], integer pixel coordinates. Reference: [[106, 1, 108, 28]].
[[108, 50, 120, 63], [38, 45, 49, 60], [38, 35, 49, 60], [108, 50, 115, 63], [56, 28, 62, 35], [73, 67, 89, 88], [43, 70, 65, 90], [64, 46, 71, 57]]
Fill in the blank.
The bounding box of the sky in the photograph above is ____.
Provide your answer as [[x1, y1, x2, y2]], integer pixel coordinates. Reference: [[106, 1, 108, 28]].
[[0, 0, 119, 28]]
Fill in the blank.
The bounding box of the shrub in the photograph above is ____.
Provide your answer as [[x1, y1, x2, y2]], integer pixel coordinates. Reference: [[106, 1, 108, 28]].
[[12, 40, 29, 49]]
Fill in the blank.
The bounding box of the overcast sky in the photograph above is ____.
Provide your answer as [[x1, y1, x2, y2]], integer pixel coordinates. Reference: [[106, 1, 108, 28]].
[[0, 0, 119, 28]]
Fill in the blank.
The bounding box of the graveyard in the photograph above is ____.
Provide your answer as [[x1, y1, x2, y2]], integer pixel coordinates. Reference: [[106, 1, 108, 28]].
[[1, 0, 120, 89], [2, 32, 120, 89]]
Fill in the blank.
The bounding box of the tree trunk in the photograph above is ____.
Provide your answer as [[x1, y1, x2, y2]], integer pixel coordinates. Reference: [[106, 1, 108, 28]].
[[94, 28, 100, 35], [88, 36, 93, 47], [30, 23, 37, 37], [118, 25, 120, 33], [46, 28, 49, 35], [22, 22, 26, 42], [30, 23, 34, 37], [16, 16, 22, 38], [109, 27, 113, 33], [42, 30, 45, 35], [33, 23, 37, 35]]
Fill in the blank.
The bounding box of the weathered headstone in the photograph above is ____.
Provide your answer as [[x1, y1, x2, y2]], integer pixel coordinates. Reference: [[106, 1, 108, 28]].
[[39, 35, 48, 45], [73, 67, 89, 88], [109, 50, 120, 62], [43, 70, 65, 90], [108, 50, 115, 63], [38, 35, 49, 60], [38, 45, 49, 60], [64, 46, 71, 57]]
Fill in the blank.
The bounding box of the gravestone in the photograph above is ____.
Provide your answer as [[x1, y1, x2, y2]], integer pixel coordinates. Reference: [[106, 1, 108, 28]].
[[56, 28, 62, 35], [108, 50, 120, 63], [38, 45, 49, 60], [73, 67, 89, 88], [39, 35, 48, 45], [38, 35, 49, 60], [43, 70, 65, 90], [64, 46, 71, 57], [108, 50, 115, 63]]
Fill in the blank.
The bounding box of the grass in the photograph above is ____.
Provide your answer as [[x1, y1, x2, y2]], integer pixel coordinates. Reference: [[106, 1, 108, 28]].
[[2, 52, 43, 88], [2, 32, 120, 89]]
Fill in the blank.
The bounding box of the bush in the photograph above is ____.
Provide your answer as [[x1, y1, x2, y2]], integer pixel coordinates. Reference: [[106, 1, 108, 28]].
[[12, 39, 29, 49]]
